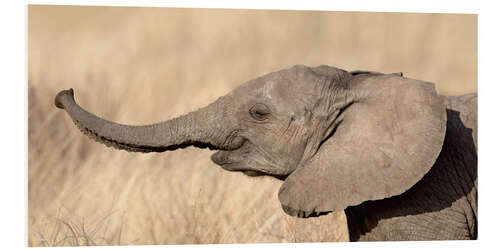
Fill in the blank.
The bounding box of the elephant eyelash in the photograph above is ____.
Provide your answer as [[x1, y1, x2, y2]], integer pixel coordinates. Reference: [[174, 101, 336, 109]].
[[255, 109, 268, 117], [249, 103, 271, 121]]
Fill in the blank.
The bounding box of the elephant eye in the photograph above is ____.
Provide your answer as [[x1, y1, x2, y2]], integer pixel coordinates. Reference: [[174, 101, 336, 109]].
[[249, 103, 271, 121]]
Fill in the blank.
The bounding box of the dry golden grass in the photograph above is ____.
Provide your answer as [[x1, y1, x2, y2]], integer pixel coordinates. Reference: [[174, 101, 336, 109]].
[[28, 5, 476, 246]]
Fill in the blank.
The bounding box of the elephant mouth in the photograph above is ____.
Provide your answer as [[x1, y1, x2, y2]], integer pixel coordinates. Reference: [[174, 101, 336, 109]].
[[210, 142, 288, 180], [210, 149, 242, 169], [213, 159, 268, 178], [211, 133, 248, 166], [211, 141, 263, 176]]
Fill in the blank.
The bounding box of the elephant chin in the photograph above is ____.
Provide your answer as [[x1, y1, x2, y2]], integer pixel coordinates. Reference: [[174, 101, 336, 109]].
[[211, 152, 264, 177], [210, 148, 249, 173], [210, 150, 232, 167], [242, 170, 265, 177]]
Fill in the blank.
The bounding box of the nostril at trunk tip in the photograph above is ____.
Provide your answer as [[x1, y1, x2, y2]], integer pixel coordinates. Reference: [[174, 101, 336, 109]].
[[55, 88, 75, 109]]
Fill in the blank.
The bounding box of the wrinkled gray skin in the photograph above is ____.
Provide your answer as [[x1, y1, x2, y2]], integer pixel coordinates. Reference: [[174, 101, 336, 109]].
[[55, 65, 477, 241]]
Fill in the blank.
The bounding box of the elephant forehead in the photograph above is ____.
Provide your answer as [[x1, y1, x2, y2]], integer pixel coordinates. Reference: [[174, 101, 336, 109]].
[[262, 80, 277, 99], [226, 70, 323, 114]]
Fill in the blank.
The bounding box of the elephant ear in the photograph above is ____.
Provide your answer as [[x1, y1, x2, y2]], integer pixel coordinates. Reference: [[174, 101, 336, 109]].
[[278, 73, 447, 217]]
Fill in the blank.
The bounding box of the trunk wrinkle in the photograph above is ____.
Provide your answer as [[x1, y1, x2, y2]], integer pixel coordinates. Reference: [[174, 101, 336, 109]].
[[55, 88, 232, 153]]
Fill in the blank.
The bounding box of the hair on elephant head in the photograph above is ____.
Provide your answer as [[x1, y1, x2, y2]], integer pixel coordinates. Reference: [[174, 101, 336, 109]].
[[55, 65, 476, 241]]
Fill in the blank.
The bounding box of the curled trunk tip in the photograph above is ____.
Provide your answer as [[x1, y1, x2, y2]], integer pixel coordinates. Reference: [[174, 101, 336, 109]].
[[55, 88, 74, 109]]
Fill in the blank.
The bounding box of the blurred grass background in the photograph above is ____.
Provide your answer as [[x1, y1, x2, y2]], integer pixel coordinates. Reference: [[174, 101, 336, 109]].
[[28, 5, 477, 246]]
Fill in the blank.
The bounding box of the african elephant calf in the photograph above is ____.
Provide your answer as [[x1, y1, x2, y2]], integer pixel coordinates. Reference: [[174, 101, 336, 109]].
[[55, 65, 477, 241]]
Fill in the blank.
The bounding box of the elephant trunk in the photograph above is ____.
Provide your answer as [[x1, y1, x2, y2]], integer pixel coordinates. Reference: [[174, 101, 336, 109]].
[[54, 89, 242, 153]]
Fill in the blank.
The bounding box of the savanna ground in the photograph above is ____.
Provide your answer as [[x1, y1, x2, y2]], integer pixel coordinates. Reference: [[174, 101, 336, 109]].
[[28, 5, 477, 246]]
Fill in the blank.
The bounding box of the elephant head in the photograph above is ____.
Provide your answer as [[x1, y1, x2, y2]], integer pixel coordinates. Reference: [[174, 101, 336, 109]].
[[55, 65, 447, 217]]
